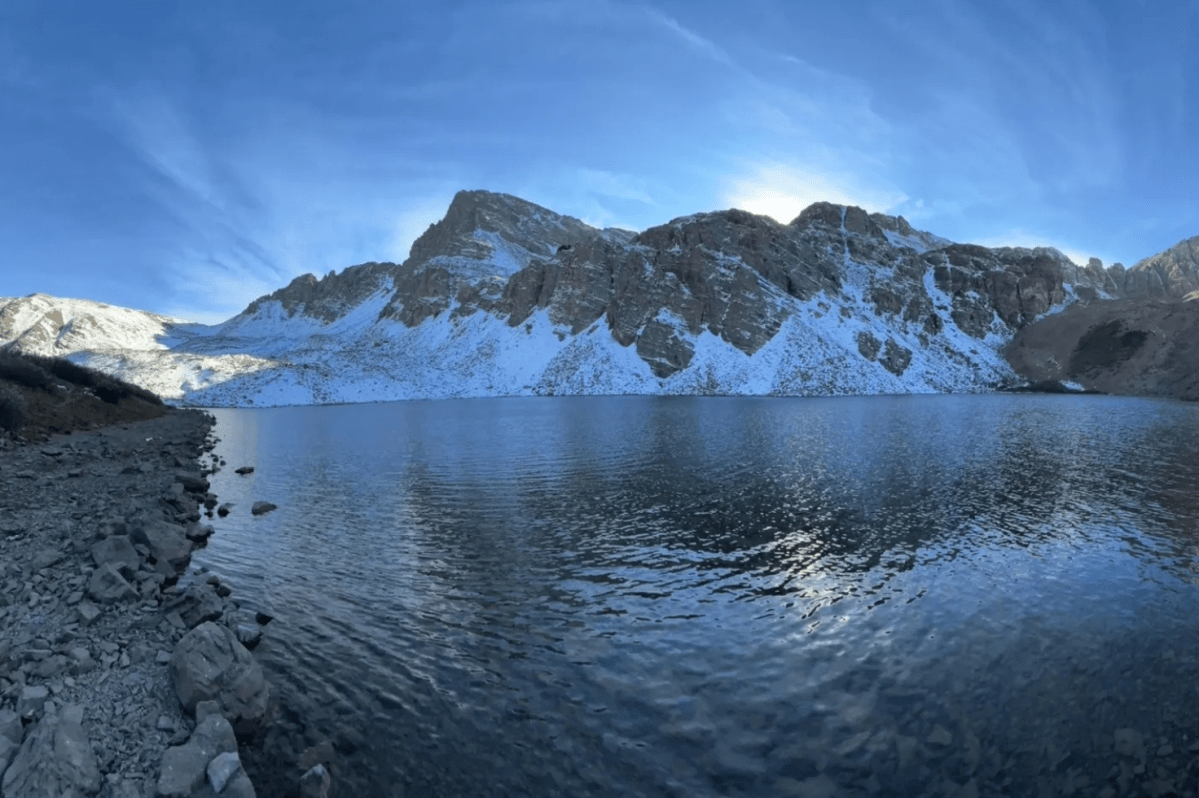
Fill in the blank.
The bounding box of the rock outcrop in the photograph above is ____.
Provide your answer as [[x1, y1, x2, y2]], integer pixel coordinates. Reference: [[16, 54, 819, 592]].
[[1003, 296, 1199, 401], [1113, 235, 1199, 299], [169, 622, 270, 734]]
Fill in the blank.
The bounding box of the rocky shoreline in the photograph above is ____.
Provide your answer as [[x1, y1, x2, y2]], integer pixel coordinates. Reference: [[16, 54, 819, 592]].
[[0, 409, 331, 798]]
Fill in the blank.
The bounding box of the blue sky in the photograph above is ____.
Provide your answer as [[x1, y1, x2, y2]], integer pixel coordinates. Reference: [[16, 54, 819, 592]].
[[1, 0, 1196, 324]]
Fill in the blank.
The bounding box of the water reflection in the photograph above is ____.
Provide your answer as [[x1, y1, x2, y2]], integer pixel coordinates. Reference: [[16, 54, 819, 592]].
[[195, 395, 1199, 797]]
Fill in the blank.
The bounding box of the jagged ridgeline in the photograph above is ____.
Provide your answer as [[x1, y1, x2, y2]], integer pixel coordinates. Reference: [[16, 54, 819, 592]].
[[2, 190, 1198, 406]]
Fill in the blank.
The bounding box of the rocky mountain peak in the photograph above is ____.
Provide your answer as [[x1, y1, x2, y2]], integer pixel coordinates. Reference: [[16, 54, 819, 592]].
[[1120, 234, 1199, 298], [405, 190, 600, 277], [240, 262, 400, 324], [789, 202, 949, 254], [788, 201, 882, 241]]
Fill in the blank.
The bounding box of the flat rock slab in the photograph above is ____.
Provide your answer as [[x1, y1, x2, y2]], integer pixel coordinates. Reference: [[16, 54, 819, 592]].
[[1, 704, 101, 798], [174, 472, 211, 494], [250, 502, 277, 516], [86, 563, 139, 605], [234, 466, 254, 475], [90, 535, 140, 577], [130, 517, 193, 570]]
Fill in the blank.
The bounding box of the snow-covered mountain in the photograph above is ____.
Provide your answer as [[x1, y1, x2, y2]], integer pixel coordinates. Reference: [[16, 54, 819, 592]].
[[0, 189, 1163, 407]]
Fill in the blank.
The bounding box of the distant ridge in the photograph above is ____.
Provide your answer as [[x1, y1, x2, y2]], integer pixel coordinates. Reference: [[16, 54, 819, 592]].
[[1, 189, 1196, 405]]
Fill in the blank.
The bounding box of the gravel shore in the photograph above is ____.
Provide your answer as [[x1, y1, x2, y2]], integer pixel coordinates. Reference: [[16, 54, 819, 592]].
[[0, 408, 324, 798]]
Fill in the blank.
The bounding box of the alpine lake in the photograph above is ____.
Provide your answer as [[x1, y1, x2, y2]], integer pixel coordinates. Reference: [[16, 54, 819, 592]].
[[187, 394, 1199, 797]]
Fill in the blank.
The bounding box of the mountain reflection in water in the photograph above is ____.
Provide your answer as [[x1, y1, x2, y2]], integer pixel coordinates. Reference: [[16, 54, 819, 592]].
[[192, 395, 1199, 797]]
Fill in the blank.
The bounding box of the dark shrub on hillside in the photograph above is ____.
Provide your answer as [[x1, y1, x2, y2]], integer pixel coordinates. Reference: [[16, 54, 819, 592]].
[[26, 354, 103, 388], [91, 376, 164, 406], [120, 381, 164, 406], [93, 382, 122, 405], [0, 383, 26, 431], [0, 352, 55, 391], [24, 352, 163, 406]]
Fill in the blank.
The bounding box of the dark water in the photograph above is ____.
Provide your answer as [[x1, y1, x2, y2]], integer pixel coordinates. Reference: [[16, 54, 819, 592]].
[[193, 395, 1199, 797]]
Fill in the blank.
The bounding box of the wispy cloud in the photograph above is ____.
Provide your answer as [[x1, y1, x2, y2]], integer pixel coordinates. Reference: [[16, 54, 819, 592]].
[[573, 168, 656, 205], [877, 1, 1122, 201], [643, 8, 733, 66], [723, 159, 908, 223], [93, 84, 471, 321], [93, 88, 287, 320]]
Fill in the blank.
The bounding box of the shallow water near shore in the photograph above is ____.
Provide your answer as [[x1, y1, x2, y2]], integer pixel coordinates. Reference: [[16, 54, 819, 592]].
[[193, 394, 1199, 796]]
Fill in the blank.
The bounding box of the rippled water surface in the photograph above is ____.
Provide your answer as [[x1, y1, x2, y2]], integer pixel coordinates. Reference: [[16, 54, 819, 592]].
[[194, 395, 1199, 797]]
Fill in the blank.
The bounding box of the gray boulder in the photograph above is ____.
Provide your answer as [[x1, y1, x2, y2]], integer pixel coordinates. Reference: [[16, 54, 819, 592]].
[[156, 712, 236, 798], [184, 522, 214, 543], [299, 764, 331, 798], [30, 548, 64, 571], [0, 709, 21, 744], [130, 518, 193, 570], [15, 685, 48, 719], [75, 601, 101, 626], [33, 655, 70, 679], [192, 771, 256, 798], [234, 624, 262, 650], [86, 564, 138, 605], [0, 737, 16, 785], [89, 535, 140, 578], [216, 503, 233, 517], [163, 583, 225, 630], [0, 704, 101, 798], [250, 502, 277, 516], [206, 751, 242, 793], [169, 623, 269, 732], [174, 472, 211, 494]]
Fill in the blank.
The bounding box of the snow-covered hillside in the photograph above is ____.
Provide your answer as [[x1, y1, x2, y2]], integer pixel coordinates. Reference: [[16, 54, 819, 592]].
[[0, 191, 1132, 407], [0, 293, 187, 354]]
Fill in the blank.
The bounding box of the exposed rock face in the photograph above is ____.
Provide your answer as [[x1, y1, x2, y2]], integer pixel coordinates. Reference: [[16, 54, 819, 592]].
[[1117, 235, 1199, 299], [1004, 296, 1199, 401], [241, 262, 400, 325], [407, 189, 603, 274], [924, 245, 1078, 334], [378, 190, 635, 328]]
